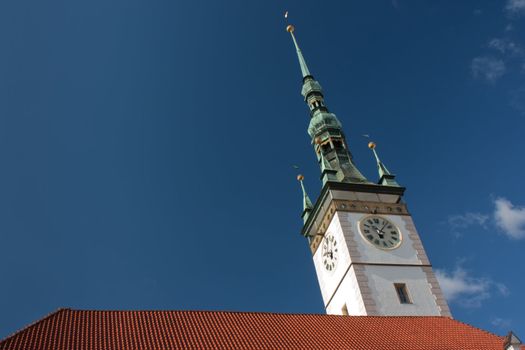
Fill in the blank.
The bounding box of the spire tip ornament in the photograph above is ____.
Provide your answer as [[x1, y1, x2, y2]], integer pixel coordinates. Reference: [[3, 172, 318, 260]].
[[368, 142, 376, 149], [297, 174, 304, 181], [286, 24, 295, 33]]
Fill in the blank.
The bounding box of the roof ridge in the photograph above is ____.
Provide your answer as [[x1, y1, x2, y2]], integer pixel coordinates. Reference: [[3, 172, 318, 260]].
[[0, 307, 70, 344], [56, 309, 454, 318], [64, 309, 327, 316]]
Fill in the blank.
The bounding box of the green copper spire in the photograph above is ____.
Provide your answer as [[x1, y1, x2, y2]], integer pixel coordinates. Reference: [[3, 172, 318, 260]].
[[297, 174, 313, 223], [287, 25, 311, 78], [286, 25, 369, 185], [368, 142, 400, 187]]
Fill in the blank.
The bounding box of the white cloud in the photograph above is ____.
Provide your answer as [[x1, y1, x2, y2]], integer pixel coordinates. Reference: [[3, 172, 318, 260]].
[[506, 0, 525, 14], [448, 213, 489, 230], [496, 283, 510, 297], [494, 197, 525, 239], [435, 267, 489, 307], [492, 317, 512, 329], [471, 56, 506, 82], [435, 265, 508, 308], [446, 212, 489, 238], [488, 38, 523, 56]]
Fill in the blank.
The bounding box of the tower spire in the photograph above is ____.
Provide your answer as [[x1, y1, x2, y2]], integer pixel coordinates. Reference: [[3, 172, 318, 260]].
[[286, 24, 368, 185], [368, 142, 399, 187], [286, 25, 311, 78]]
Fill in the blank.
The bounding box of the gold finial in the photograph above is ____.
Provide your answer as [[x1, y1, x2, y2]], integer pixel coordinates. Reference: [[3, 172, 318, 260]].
[[297, 174, 304, 181], [368, 142, 376, 149], [286, 24, 295, 33]]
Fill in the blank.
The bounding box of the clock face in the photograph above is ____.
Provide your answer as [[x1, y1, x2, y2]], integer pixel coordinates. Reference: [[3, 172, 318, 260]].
[[321, 233, 338, 271], [359, 215, 402, 250]]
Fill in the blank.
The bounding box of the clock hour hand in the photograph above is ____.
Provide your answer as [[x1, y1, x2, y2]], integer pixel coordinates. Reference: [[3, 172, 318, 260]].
[[377, 222, 387, 234]]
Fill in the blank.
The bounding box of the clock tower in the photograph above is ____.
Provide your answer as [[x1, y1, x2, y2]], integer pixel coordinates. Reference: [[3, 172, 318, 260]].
[[287, 25, 451, 317]]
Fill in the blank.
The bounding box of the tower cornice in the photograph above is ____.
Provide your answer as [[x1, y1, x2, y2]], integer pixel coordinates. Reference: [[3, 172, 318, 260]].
[[301, 181, 406, 238]]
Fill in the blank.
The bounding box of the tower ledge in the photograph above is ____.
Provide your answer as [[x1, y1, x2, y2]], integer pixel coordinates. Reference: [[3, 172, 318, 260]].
[[301, 182, 406, 248]]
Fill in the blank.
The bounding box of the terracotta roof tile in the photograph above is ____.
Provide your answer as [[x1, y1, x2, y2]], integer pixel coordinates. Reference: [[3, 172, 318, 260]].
[[0, 309, 515, 350]]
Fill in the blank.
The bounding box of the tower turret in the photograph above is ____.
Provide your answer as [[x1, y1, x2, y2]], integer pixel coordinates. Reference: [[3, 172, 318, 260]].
[[286, 25, 368, 185], [297, 174, 313, 223]]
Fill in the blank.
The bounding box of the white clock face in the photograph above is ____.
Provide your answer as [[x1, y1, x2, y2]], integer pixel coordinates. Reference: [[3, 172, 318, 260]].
[[359, 215, 402, 250], [321, 233, 338, 271]]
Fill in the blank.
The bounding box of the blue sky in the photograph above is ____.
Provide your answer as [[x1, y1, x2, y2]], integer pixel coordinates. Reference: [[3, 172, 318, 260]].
[[1, 0, 525, 340]]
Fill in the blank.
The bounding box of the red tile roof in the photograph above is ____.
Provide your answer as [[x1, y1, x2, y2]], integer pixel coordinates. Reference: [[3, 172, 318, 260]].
[[0, 308, 515, 350]]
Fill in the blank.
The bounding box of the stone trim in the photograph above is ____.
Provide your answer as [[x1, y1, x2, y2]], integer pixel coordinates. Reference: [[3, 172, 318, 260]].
[[352, 265, 378, 315], [336, 212, 362, 261], [399, 216, 451, 316], [400, 216, 431, 266], [422, 266, 452, 317]]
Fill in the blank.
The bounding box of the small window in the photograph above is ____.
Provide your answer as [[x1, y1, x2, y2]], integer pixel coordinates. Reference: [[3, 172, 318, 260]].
[[321, 143, 332, 153], [394, 283, 412, 304], [332, 139, 344, 149], [341, 304, 349, 316]]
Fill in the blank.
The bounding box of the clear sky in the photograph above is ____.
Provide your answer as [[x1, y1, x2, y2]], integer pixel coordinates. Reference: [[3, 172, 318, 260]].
[[1, 0, 524, 340]]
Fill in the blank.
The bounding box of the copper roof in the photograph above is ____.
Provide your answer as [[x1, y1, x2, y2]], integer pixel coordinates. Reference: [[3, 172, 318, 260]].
[[0, 308, 514, 350]]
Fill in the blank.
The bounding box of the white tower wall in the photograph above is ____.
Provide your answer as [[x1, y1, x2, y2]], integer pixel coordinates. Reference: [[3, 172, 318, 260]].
[[310, 191, 450, 317]]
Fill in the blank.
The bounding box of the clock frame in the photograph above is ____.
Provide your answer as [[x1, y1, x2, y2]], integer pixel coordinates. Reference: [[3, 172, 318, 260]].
[[358, 215, 402, 250], [321, 233, 338, 271]]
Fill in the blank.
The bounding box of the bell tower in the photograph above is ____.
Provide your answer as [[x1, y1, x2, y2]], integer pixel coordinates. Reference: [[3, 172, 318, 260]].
[[287, 24, 451, 317]]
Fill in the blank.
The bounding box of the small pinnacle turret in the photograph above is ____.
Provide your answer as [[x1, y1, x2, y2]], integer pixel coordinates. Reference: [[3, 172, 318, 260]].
[[368, 142, 399, 187], [286, 25, 368, 186], [297, 174, 313, 223]]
